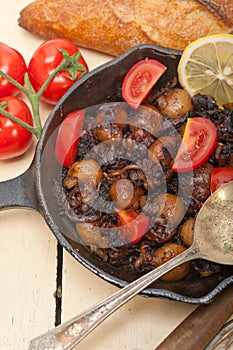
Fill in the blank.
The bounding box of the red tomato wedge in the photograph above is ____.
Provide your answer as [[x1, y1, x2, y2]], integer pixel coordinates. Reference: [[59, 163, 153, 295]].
[[172, 117, 217, 172], [55, 109, 85, 168], [122, 59, 167, 109], [116, 209, 149, 244], [210, 167, 233, 193]]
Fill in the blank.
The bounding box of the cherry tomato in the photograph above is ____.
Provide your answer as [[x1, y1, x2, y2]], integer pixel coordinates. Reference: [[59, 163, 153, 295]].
[[172, 117, 217, 172], [55, 109, 85, 168], [116, 209, 149, 244], [0, 42, 27, 98], [210, 167, 233, 193], [0, 96, 33, 160], [122, 59, 167, 109], [28, 39, 89, 105]]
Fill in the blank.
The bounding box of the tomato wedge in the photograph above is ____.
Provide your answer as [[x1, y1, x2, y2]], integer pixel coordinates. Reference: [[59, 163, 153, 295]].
[[210, 167, 233, 193], [55, 109, 84, 168], [172, 117, 217, 172], [116, 209, 149, 244], [122, 59, 167, 109]]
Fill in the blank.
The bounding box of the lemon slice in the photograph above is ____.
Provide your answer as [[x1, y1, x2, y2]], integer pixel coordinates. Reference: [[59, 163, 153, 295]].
[[178, 34, 233, 108]]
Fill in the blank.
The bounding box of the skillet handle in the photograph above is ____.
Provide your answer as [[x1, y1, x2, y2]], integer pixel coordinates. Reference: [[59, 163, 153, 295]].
[[0, 160, 39, 211]]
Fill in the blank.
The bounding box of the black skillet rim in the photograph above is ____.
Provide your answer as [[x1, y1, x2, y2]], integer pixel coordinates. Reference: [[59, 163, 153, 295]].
[[35, 44, 233, 303]]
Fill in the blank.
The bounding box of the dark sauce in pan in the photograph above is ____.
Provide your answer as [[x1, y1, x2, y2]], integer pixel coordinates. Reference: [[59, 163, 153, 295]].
[[56, 82, 233, 281]]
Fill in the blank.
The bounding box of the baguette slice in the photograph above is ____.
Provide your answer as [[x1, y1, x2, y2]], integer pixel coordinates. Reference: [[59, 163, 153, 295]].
[[18, 0, 233, 56]]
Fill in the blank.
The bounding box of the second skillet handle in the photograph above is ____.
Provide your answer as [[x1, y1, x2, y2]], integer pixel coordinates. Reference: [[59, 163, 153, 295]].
[[0, 161, 39, 211]]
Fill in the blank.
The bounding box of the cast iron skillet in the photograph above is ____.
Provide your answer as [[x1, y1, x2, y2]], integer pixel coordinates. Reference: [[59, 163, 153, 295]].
[[0, 44, 232, 303]]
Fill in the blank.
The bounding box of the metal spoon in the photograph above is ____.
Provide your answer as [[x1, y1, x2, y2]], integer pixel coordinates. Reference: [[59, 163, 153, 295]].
[[27, 181, 233, 350]]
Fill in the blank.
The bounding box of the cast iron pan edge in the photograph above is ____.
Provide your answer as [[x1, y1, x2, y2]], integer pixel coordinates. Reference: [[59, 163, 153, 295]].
[[35, 44, 233, 303]]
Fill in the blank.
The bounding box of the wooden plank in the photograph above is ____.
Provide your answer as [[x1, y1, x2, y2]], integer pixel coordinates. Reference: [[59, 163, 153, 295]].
[[62, 251, 196, 350], [0, 2, 58, 344], [0, 209, 57, 349]]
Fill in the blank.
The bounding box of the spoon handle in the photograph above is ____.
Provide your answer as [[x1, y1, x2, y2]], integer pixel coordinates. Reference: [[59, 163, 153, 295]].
[[27, 246, 199, 350]]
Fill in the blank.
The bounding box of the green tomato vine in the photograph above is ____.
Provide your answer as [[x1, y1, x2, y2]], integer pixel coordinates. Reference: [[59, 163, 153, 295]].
[[0, 49, 87, 139]]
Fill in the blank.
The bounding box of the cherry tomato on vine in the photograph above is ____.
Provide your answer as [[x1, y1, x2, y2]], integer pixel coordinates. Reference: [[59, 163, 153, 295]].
[[0, 96, 33, 160], [172, 117, 217, 172], [28, 38, 89, 105], [122, 59, 167, 109], [0, 42, 27, 98], [210, 167, 233, 193], [55, 109, 85, 168], [116, 209, 149, 244]]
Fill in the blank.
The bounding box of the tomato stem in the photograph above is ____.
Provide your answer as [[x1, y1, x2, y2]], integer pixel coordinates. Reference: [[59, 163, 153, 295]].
[[24, 73, 42, 135], [0, 69, 27, 94], [36, 61, 63, 100], [0, 107, 41, 138]]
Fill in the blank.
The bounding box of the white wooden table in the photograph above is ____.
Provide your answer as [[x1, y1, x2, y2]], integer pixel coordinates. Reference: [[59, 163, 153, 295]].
[[0, 2, 198, 349]]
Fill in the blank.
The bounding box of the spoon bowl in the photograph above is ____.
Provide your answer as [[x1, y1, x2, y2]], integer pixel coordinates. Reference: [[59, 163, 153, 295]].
[[193, 181, 233, 265], [27, 181, 233, 350]]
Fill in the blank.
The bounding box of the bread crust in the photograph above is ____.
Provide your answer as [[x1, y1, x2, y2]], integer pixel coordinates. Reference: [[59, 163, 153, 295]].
[[18, 0, 233, 56], [196, 0, 233, 26]]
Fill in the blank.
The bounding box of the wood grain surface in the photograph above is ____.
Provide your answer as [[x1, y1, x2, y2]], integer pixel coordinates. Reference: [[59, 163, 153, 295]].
[[1, 2, 230, 350]]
